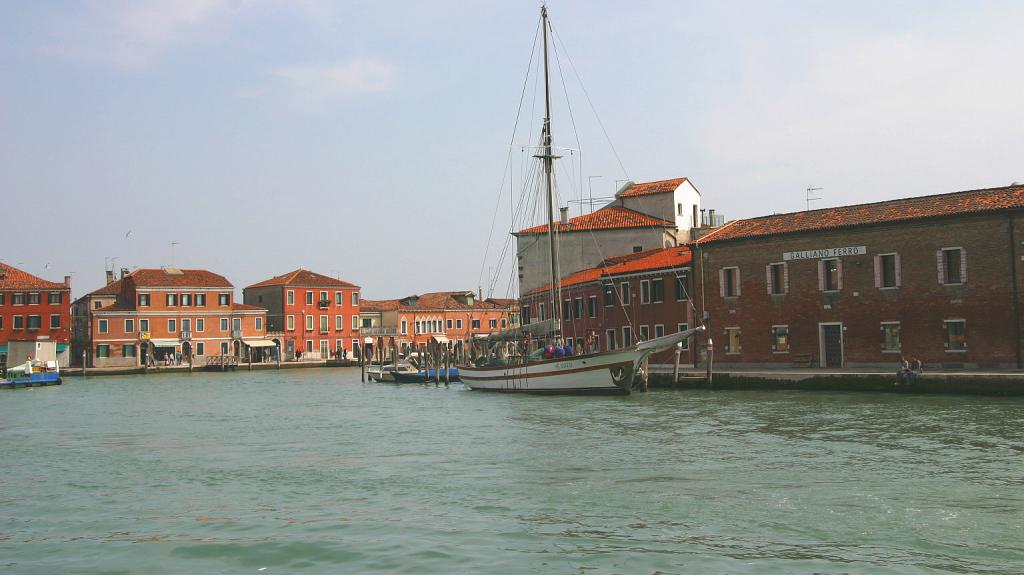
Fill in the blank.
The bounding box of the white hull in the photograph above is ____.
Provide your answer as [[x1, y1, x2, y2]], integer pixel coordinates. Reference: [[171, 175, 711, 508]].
[[459, 348, 646, 394]]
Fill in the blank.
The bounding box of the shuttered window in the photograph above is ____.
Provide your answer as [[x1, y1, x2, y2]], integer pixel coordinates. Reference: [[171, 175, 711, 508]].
[[938, 248, 966, 285]]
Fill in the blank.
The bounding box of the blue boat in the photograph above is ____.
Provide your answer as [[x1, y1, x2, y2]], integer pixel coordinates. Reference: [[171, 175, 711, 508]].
[[392, 367, 460, 383], [1, 362, 62, 389]]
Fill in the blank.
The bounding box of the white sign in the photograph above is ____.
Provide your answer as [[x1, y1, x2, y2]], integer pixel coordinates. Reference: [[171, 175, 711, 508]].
[[783, 246, 866, 261]]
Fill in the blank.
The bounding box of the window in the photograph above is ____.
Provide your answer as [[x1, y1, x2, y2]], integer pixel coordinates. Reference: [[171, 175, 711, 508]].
[[306, 291, 314, 305], [677, 323, 690, 350], [641, 280, 651, 304], [140, 319, 149, 332], [651, 279, 664, 303], [622, 326, 633, 347], [306, 340, 314, 353], [352, 292, 359, 306], [572, 297, 582, 320], [180, 293, 192, 306], [456, 319, 463, 329], [606, 329, 617, 350], [539, 302, 546, 321], [138, 293, 150, 307], [0, 317, 4, 329], [320, 291, 328, 305], [725, 327, 742, 354], [654, 324, 665, 338], [603, 284, 615, 307], [620, 282, 631, 304], [587, 296, 597, 318], [305, 315, 314, 331], [28, 293, 40, 305], [13, 293, 25, 305], [415, 321, 421, 334], [819, 259, 841, 291], [675, 275, 688, 301], [232, 318, 241, 332], [352, 315, 359, 330], [489, 319, 497, 329], [123, 344, 136, 358], [639, 325, 650, 341], [255, 317, 262, 331], [27, 315, 40, 330], [196, 318, 205, 332], [875, 253, 900, 289], [166, 293, 178, 306], [677, 202, 683, 216], [767, 263, 788, 295], [882, 322, 901, 353], [336, 315, 344, 330], [287, 290, 295, 305], [945, 320, 966, 352], [48, 292, 62, 304], [221, 342, 229, 355], [447, 319, 453, 329], [13, 316, 24, 329], [720, 267, 740, 297], [219, 293, 230, 306], [472, 319, 481, 329], [196, 342, 205, 356], [50, 315, 60, 329], [633, 246, 643, 253], [98, 319, 109, 334], [195, 293, 206, 307], [320, 315, 328, 332], [563, 299, 572, 321], [401, 320, 408, 335], [181, 319, 191, 332], [939, 248, 966, 285], [501, 319, 507, 328], [94, 300, 103, 309], [125, 319, 135, 333], [520, 306, 530, 325], [0, 293, 5, 305], [96, 344, 110, 358], [168, 319, 177, 332], [336, 291, 343, 305], [772, 325, 789, 353], [221, 318, 230, 331]]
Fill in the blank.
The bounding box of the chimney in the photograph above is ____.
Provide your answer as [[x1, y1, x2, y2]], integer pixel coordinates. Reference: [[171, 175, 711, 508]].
[[708, 209, 717, 227], [105, 269, 114, 285], [64, 275, 71, 288], [560, 206, 569, 225], [120, 267, 129, 279]]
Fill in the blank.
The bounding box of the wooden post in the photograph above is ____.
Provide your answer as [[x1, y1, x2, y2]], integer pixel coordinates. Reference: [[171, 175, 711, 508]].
[[276, 344, 281, 369], [82, 350, 88, 377], [639, 357, 649, 392], [673, 342, 682, 386], [434, 341, 440, 385], [189, 347, 193, 373], [705, 337, 714, 385], [444, 342, 451, 385], [359, 343, 365, 382], [247, 346, 252, 371]]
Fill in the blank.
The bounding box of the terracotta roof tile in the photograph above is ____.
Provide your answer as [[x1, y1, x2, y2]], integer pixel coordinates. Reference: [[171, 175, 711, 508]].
[[362, 299, 400, 312], [0, 263, 67, 291], [517, 206, 673, 235], [88, 278, 125, 296], [246, 269, 358, 289], [526, 246, 691, 296], [127, 268, 234, 288], [230, 303, 266, 312], [698, 184, 1024, 244], [617, 177, 689, 198]]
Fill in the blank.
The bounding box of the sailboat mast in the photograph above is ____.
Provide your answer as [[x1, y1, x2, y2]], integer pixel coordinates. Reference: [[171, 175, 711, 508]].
[[540, 5, 562, 336]]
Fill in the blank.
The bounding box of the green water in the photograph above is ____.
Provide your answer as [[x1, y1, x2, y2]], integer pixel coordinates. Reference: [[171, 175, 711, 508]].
[[1, 370, 1022, 574]]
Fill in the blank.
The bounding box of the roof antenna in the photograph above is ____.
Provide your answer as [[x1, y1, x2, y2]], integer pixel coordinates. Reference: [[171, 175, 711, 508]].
[[806, 186, 823, 211]]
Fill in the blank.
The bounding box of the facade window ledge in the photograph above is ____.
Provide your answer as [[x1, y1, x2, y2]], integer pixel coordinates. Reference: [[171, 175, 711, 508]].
[[722, 296, 739, 300], [881, 350, 902, 354], [944, 349, 967, 353], [772, 350, 790, 354], [725, 352, 741, 355], [878, 287, 899, 291], [822, 290, 841, 294]]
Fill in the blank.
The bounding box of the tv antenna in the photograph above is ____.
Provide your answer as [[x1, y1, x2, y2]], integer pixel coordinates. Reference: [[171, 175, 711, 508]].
[[806, 186, 823, 211]]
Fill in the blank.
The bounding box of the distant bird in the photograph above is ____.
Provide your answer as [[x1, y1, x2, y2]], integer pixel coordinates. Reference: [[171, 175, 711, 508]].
[[44, 263, 50, 269], [125, 230, 132, 238]]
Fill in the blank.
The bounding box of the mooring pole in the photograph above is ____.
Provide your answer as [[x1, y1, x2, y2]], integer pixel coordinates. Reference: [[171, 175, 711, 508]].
[[445, 342, 451, 386], [673, 341, 682, 386], [705, 337, 714, 386], [359, 344, 365, 382]]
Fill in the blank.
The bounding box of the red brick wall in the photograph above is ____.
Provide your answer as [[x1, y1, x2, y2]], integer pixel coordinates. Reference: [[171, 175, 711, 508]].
[[0, 288, 72, 345], [696, 213, 1023, 369], [277, 286, 360, 356]]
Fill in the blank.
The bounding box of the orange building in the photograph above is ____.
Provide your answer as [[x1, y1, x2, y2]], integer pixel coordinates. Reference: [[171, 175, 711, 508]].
[[0, 263, 72, 367], [243, 269, 360, 360], [360, 291, 518, 357], [75, 268, 268, 367]]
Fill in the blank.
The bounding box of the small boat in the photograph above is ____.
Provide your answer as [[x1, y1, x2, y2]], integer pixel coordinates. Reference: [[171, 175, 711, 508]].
[[1, 360, 62, 389], [392, 367, 460, 384]]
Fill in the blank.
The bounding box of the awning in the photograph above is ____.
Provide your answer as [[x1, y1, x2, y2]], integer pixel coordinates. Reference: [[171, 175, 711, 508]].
[[57, 344, 68, 352], [149, 339, 179, 347], [0, 345, 7, 353], [430, 335, 449, 343], [244, 339, 278, 348]]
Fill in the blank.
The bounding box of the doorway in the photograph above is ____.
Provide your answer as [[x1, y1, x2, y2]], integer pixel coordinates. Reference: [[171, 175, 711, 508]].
[[819, 323, 844, 368]]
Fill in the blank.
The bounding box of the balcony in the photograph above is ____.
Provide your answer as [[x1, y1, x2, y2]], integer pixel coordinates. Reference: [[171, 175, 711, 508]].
[[230, 329, 242, 339], [361, 327, 398, 336], [318, 300, 330, 309], [180, 331, 192, 341]]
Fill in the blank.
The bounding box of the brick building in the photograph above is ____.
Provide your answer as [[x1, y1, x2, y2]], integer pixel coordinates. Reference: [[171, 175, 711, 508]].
[[75, 267, 268, 367], [0, 263, 72, 367], [693, 184, 1024, 369], [360, 292, 517, 357], [520, 245, 697, 365], [515, 177, 702, 295], [243, 269, 360, 360]]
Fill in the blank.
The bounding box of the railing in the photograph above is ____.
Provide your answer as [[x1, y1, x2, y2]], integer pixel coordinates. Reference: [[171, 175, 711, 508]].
[[230, 329, 242, 339], [180, 331, 192, 340], [318, 300, 330, 309], [361, 327, 398, 336]]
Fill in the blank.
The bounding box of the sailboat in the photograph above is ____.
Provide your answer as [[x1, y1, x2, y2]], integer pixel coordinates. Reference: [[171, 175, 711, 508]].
[[459, 6, 704, 394]]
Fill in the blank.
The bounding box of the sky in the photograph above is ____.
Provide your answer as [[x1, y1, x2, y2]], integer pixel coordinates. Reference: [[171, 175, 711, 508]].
[[2, 0, 1022, 300]]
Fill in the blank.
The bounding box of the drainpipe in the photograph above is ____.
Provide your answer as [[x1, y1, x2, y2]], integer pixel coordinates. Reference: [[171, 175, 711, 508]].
[[1010, 213, 1022, 369]]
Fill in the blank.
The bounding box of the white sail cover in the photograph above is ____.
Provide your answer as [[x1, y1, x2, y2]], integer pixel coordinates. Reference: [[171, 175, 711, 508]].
[[479, 319, 558, 341]]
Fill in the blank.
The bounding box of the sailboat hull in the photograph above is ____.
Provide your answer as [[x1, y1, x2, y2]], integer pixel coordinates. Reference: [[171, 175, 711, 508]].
[[459, 348, 647, 394]]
